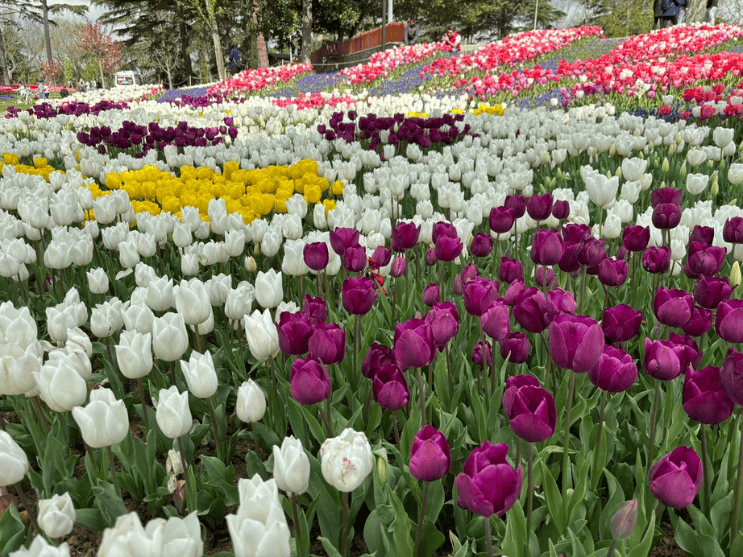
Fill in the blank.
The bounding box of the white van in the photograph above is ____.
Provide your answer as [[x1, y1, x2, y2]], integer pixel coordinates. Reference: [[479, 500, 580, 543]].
[[114, 71, 138, 87]]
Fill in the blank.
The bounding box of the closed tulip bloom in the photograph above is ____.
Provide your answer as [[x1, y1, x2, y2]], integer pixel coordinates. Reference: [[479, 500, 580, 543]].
[[390, 255, 407, 277], [236, 380, 266, 424], [500, 332, 530, 363], [723, 216, 743, 244], [425, 248, 437, 266], [694, 276, 735, 309], [391, 222, 421, 252], [602, 305, 643, 343], [174, 279, 211, 326], [255, 269, 283, 309], [290, 357, 331, 405], [503, 375, 556, 442], [644, 338, 684, 381], [422, 283, 440, 306], [653, 287, 693, 328], [370, 246, 392, 268], [481, 299, 510, 342], [434, 235, 463, 262], [470, 233, 493, 257], [526, 193, 553, 221], [329, 227, 360, 256], [551, 200, 570, 220], [308, 322, 346, 365], [410, 425, 451, 482], [559, 241, 584, 274], [649, 446, 702, 509], [115, 330, 153, 380], [504, 279, 526, 306], [535, 266, 557, 289], [622, 225, 650, 252], [684, 243, 727, 279], [301, 295, 327, 325], [589, 346, 638, 393], [549, 314, 604, 373], [343, 245, 367, 273], [37, 492, 76, 538], [276, 311, 312, 356], [598, 257, 628, 287], [72, 388, 128, 448], [463, 277, 499, 317], [513, 287, 551, 333], [611, 499, 639, 540], [424, 302, 459, 349], [498, 257, 524, 284], [720, 347, 743, 406], [652, 203, 682, 229], [716, 299, 743, 343], [489, 206, 516, 234], [180, 351, 218, 399], [454, 442, 522, 517], [505, 194, 526, 218], [651, 187, 683, 207], [245, 309, 280, 361], [547, 289, 577, 316], [531, 229, 564, 266], [152, 312, 189, 362], [273, 436, 310, 495], [320, 428, 373, 492], [155, 386, 192, 439], [87, 268, 109, 294], [0, 430, 29, 486], [342, 277, 378, 315], [642, 246, 672, 274], [361, 342, 395, 380], [683, 365, 734, 424], [681, 306, 713, 337], [33, 359, 87, 412], [146, 276, 175, 312], [227, 481, 290, 557], [394, 318, 436, 371], [372, 363, 409, 411], [303, 242, 329, 271], [471, 339, 492, 365], [123, 302, 155, 334], [689, 225, 715, 246]]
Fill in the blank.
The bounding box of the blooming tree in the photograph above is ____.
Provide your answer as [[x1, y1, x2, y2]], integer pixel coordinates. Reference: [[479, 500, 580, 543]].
[[73, 21, 123, 86]]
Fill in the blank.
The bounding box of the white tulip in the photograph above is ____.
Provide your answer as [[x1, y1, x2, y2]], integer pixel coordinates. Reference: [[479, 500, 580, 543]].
[[273, 436, 310, 495], [236, 379, 266, 423], [320, 428, 373, 492]]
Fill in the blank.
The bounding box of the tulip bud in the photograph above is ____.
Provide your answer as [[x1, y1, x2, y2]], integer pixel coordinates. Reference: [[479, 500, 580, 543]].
[[662, 157, 669, 173], [37, 492, 76, 538], [0, 430, 29, 486], [72, 388, 129, 448], [272, 436, 310, 495], [610, 499, 638, 540], [154, 386, 192, 439], [731, 261, 742, 288], [236, 380, 266, 424]]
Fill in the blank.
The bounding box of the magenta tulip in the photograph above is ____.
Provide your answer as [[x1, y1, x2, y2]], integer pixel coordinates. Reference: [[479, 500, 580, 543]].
[[393, 318, 436, 371], [683, 365, 734, 425], [649, 446, 702, 509], [548, 314, 604, 373], [409, 425, 451, 481]]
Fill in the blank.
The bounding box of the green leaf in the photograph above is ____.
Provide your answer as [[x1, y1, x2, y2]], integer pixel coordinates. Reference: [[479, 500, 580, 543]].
[[710, 492, 733, 540], [75, 508, 107, 532], [502, 499, 527, 557], [425, 480, 445, 524], [363, 506, 395, 557], [389, 487, 414, 556], [418, 516, 445, 557], [93, 481, 128, 528], [540, 459, 566, 535], [0, 504, 25, 557], [319, 536, 344, 557], [626, 512, 655, 557]]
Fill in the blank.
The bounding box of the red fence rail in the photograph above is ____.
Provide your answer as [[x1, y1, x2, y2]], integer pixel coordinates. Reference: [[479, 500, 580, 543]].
[[310, 23, 406, 63]]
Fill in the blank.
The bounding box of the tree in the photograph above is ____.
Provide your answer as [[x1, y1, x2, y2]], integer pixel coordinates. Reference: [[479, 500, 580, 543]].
[[176, 0, 226, 81], [74, 21, 124, 86]]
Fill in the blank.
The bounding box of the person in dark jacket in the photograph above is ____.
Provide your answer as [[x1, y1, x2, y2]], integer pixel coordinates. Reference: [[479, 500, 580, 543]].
[[405, 20, 419, 45], [654, 0, 678, 28], [228, 46, 242, 74]]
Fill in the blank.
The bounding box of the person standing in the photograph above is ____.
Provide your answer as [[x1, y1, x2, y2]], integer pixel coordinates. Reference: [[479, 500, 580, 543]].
[[405, 19, 419, 45], [228, 46, 242, 75]]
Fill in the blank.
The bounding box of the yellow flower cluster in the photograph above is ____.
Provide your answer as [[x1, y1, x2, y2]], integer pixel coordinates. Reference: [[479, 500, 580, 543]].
[[473, 103, 505, 116], [0, 154, 63, 182], [95, 159, 339, 224], [407, 111, 430, 118]]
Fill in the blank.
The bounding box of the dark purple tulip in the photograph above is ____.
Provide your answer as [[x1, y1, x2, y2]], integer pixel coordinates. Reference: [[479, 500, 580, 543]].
[[390, 256, 407, 277], [531, 229, 564, 266], [329, 227, 359, 256], [303, 242, 329, 271], [535, 267, 558, 289], [514, 287, 551, 333], [549, 314, 604, 373], [720, 347, 743, 406], [489, 206, 516, 234], [563, 223, 591, 244], [577, 237, 606, 268], [602, 304, 643, 343], [615, 245, 630, 261], [683, 365, 734, 425], [452, 274, 464, 296], [694, 276, 735, 309], [502, 375, 540, 415], [598, 257, 629, 287], [435, 235, 463, 262], [425, 302, 460, 348], [547, 289, 577, 316], [644, 339, 684, 381], [689, 225, 715, 246], [462, 264, 478, 283], [308, 322, 346, 365], [432, 221, 458, 244], [498, 257, 524, 284], [370, 246, 392, 268], [276, 311, 312, 356], [391, 222, 421, 252], [504, 279, 526, 306], [362, 342, 395, 379], [551, 200, 570, 220], [470, 233, 493, 257], [622, 225, 650, 252], [393, 318, 436, 371], [504, 195, 526, 218], [454, 442, 522, 517], [343, 245, 367, 272], [342, 277, 378, 315], [649, 446, 702, 509], [669, 333, 703, 370], [589, 346, 638, 393], [653, 287, 694, 328], [642, 246, 672, 274], [558, 241, 584, 274], [684, 242, 727, 279], [422, 283, 440, 307], [409, 425, 451, 481], [480, 299, 510, 342], [425, 248, 437, 266], [681, 306, 712, 337], [302, 295, 327, 325], [503, 376, 556, 442], [526, 193, 553, 221], [290, 357, 331, 405], [715, 299, 743, 343], [463, 277, 500, 317], [652, 203, 682, 229], [651, 187, 683, 207], [472, 339, 492, 365], [501, 332, 531, 363], [372, 363, 410, 411], [723, 216, 743, 244]]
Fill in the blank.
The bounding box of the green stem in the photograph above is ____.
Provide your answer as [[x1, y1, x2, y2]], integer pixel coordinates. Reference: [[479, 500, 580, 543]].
[[732, 409, 743, 544], [562, 371, 577, 506], [12, 482, 38, 534], [137, 378, 149, 432], [106, 445, 121, 497], [177, 436, 189, 476], [320, 397, 333, 437], [413, 481, 430, 557], [342, 492, 349, 557], [291, 493, 303, 555], [484, 516, 495, 557], [648, 382, 661, 468], [591, 391, 608, 491], [446, 344, 453, 401], [700, 424, 709, 516], [525, 442, 534, 557], [416, 366, 426, 425], [606, 539, 617, 557], [206, 396, 223, 458], [354, 314, 360, 392], [31, 396, 50, 434]]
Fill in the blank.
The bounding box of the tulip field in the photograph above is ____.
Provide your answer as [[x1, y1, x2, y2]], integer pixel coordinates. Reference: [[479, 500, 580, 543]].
[[5, 21, 743, 557]]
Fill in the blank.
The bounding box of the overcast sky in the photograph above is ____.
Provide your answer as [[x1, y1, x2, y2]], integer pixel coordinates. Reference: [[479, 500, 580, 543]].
[[49, 0, 107, 22]]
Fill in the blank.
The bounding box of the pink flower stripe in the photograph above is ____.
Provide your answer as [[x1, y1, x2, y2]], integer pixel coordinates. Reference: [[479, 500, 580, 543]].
[[207, 63, 313, 97]]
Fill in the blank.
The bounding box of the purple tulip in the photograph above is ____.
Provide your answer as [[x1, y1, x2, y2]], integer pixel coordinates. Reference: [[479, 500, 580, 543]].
[[343, 245, 367, 273], [720, 347, 743, 406], [434, 235, 463, 262], [463, 276, 500, 317], [308, 322, 346, 365], [425, 302, 459, 348], [642, 246, 672, 274], [651, 187, 683, 207], [558, 241, 584, 274], [503, 376, 556, 442], [684, 242, 727, 279], [526, 193, 553, 221], [577, 237, 606, 268], [425, 248, 437, 266], [370, 246, 392, 269], [454, 442, 522, 517], [391, 256, 407, 277], [362, 342, 395, 380], [409, 425, 451, 481], [670, 333, 703, 370], [422, 283, 440, 307], [652, 203, 682, 229], [470, 233, 493, 257], [276, 311, 312, 356], [504, 279, 526, 306], [644, 338, 685, 381], [513, 287, 551, 333], [681, 306, 712, 337], [303, 242, 329, 271], [393, 318, 436, 371], [548, 314, 604, 374], [531, 229, 564, 266], [723, 216, 743, 244], [502, 375, 540, 415], [649, 446, 702, 509], [535, 266, 558, 289], [432, 222, 458, 244], [498, 257, 524, 284], [602, 305, 643, 343], [694, 276, 735, 309], [589, 346, 638, 393], [598, 257, 628, 287], [563, 223, 591, 244], [302, 295, 327, 325], [551, 200, 570, 220], [342, 277, 378, 315], [391, 222, 421, 252], [471, 339, 492, 365], [489, 206, 516, 234], [682, 365, 734, 425], [480, 299, 510, 342], [329, 227, 359, 256], [715, 299, 743, 343], [547, 289, 577, 316], [653, 287, 694, 328], [290, 357, 331, 405], [500, 332, 531, 364], [622, 225, 650, 252], [372, 363, 410, 411], [504, 195, 526, 218], [689, 225, 715, 246]]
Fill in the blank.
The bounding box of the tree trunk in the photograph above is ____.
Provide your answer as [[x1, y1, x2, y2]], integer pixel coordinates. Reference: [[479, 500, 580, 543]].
[[252, 3, 268, 68], [301, 0, 312, 63], [99, 58, 105, 88], [0, 27, 9, 85], [685, 0, 707, 21], [206, 0, 225, 81], [41, 0, 53, 65], [167, 68, 173, 89], [179, 22, 194, 79]]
